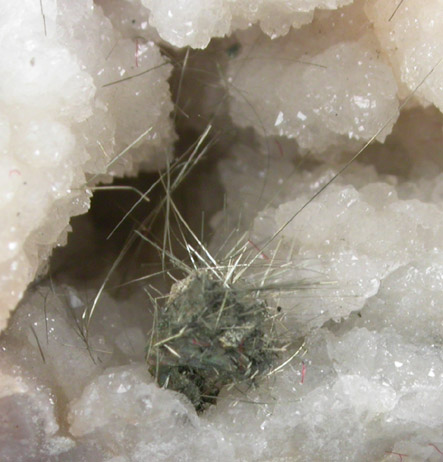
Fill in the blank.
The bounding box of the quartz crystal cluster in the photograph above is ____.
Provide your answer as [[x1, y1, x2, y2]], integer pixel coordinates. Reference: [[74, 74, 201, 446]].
[[0, 0, 174, 330], [2, 0, 443, 461], [226, 2, 400, 156], [141, 0, 354, 48]]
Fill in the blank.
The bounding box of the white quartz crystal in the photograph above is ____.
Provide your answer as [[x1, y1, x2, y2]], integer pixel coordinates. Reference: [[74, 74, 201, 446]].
[[2, 0, 443, 461], [366, 0, 443, 111], [0, 0, 174, 331], [212, 131, 443, 334], [5, 279, 443, 460], [142, 0, 354, 48], [3, 112, 443, 460], [226, 2, 400, 156], [0, 354, 75, 461]]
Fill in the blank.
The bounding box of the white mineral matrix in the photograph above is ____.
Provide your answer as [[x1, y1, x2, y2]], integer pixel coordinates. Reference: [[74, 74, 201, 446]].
[[0, 0, 174, 331], [2, 1, 443, 461]]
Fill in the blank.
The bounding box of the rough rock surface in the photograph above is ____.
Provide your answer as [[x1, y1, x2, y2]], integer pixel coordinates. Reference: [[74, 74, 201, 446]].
[[2, 0, 443, 461], [0, 0, 174, 330], [142, 0, 354, 48]]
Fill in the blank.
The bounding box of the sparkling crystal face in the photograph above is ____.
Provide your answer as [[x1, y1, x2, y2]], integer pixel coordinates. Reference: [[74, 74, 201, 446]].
[[2, 0, 443, 460]]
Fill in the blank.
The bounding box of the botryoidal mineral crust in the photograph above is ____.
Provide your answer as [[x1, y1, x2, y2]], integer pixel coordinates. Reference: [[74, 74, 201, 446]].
[[4, 143, 443, 459], [2, 0, 443, 461], [226, 2, 400, 156], [142, 0, 354, 48], [0, 0, 174, 331], [2, 0, 443, 332]]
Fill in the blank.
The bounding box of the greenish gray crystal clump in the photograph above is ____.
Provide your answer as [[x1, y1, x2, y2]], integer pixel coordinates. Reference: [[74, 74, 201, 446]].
[[146, 272, 280, 412]]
